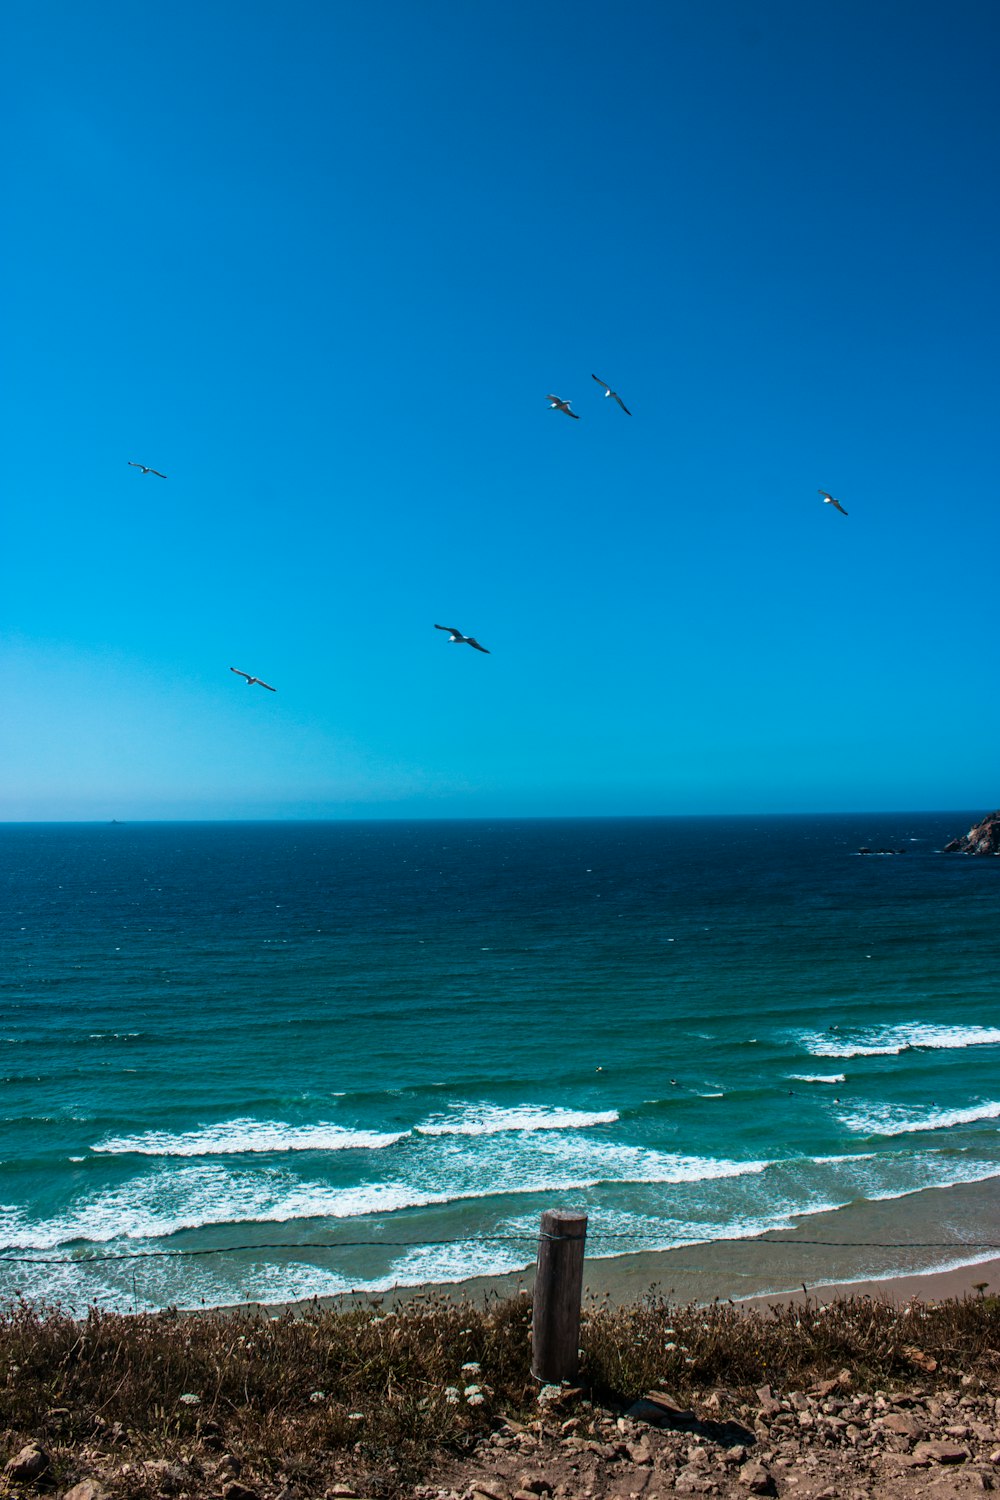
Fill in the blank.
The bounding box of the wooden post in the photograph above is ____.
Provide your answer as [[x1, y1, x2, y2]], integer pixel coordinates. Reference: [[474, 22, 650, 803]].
[[531, 1208, 588, 1383]]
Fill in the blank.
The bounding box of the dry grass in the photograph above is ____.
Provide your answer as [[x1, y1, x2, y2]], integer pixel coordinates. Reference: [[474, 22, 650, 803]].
[[1, 1290, 998, 1496]]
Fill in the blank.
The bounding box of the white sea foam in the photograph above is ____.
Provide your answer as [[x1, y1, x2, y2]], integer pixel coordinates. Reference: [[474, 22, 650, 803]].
[[789, 1074, 847, 1085], [92, 1119, 407, 1157], [0, 1141, 772, 1252], [415, 1103, 620, 1137], [9, 1152, 1000, 1313], [840, 1099, 1000, 1138], [0, 1169, 458, 1250], [798, 1023, 1000, 1059]]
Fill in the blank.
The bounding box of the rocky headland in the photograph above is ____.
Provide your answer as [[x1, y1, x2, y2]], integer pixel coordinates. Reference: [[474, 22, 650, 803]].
[[943, 811, 1000, 856]]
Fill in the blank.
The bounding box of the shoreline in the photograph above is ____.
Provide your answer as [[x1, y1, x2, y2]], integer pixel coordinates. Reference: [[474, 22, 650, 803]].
[[241, 1173, 1000, 1319]]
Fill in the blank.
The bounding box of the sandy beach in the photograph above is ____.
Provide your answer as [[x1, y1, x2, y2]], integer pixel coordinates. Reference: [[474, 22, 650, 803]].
[[262, 1173, 1000, 1318]]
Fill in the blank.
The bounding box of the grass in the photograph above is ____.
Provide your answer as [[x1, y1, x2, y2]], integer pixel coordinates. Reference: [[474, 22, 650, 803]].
[[1, 1290, 999, 1496]]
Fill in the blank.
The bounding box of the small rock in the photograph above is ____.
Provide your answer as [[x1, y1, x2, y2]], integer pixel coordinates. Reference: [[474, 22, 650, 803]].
[[517, 1479, 551, 1496], [625, 1392, 695, 1428], [144, 1461, 188, 1495], [990, 1447, 1000, 1465], [4, 1446, 50, 1484], [912, 1440, 970, 1465], [583, 1441, 617, 1459], [63, 1484, 107, 1500], [738, 1458, 777, 1495], [755, 1386, 781, 1418], [882, 1412, 926, 1439], [675, 1467, 713, 1493], [902, 1345, 938, 1374]]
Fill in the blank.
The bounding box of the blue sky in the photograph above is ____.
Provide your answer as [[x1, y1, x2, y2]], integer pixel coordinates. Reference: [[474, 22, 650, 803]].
[[2, 0, 998, 819]]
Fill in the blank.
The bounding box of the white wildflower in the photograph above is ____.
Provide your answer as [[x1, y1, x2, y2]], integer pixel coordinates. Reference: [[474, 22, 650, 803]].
[[467, 1392, 485, 1406], [463, 1384, 481, 1398], [309, 1390, 326, 1403], [178, 1393, 200, 1406], [461, 1361, 481, 1375], [444, 1387, 460, 1405]]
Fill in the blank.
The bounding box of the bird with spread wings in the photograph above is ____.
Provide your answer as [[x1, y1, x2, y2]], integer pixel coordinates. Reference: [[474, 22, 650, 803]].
[[230, 668, 277, 691], [128, 461, 167, 478], [546, 395, 579, 419], [818, 488, 849, 516], [434, 625, 490, 654], [591, 374, 631, 415]]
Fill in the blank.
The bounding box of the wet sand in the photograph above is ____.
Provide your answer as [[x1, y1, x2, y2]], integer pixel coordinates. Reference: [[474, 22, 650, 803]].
[[257, 1174, 1000, 1317]]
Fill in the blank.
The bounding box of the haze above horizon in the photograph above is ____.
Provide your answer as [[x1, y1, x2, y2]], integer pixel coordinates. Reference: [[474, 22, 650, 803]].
[[3, 0, 998, 821]]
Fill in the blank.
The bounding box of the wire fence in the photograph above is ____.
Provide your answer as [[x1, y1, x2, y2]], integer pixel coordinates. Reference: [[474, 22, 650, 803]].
[[2, 1232, 999, 1268]]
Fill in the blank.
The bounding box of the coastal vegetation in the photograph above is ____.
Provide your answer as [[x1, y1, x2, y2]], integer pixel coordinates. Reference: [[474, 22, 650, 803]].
[[2, 1290, 999, 1496]]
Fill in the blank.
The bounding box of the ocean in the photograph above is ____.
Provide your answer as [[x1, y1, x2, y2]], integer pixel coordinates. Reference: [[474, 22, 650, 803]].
[[1, 814, 998, 1313]]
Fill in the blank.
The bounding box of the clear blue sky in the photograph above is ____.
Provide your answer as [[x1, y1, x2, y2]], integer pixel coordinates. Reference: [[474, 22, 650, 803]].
[[2, 0, 998, 819]]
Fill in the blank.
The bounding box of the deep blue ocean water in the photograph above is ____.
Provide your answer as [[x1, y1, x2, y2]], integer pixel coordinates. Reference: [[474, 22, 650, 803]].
[[1, 815, 998, 1312]]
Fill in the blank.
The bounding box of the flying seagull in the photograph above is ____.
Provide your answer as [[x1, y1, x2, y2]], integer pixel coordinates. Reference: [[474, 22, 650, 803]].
[[546, 395, 579, 419], [591, 374, 631, 415], [434, 624, 490, 654], [128, 461, 167, 478], [230, 667, 276, 691], [818, 488, 848, 516]]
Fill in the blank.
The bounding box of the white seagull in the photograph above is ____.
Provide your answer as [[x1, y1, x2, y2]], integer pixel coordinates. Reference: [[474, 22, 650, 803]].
[[128, 461, 167, 478], [591, 374, 631, 415], [546, 395, 579, 419], [230, 667, 277, 691], [434, 624, 490, 654], [818, 488, 848, 516]]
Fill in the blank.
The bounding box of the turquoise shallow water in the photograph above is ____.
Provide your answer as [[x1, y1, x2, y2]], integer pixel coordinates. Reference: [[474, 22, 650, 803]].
[[1, 815, 998, 1311]]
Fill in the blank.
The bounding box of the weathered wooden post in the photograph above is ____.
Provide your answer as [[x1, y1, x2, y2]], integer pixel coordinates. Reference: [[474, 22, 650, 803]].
[[531, 1208, 588, 1383]]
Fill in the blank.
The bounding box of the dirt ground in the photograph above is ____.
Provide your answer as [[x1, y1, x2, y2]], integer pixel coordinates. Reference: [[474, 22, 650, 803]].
[[420, 1378, 1000, 1500]]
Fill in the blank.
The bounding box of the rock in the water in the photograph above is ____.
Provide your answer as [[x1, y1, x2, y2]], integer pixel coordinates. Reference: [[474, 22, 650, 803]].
[[943, 810, 1000, 856], [4, 1445, 49, 1483]]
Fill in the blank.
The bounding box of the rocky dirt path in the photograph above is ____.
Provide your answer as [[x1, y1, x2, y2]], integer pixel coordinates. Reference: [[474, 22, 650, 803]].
[[421, 1376, 1000, 1500], [5, 1373, 999, 1499]]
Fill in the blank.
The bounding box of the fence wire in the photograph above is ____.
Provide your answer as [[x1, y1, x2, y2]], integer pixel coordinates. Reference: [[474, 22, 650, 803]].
[[2, 1233, 999, 1268]]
